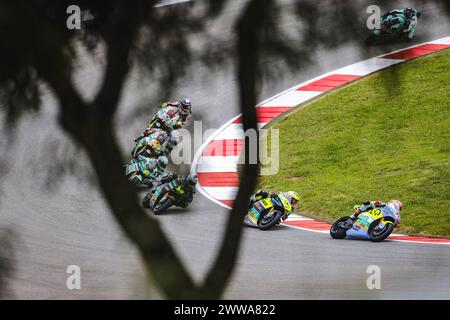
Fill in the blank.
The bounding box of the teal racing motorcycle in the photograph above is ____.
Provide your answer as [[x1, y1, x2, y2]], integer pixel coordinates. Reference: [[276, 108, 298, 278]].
[[125, 155, 166, 187], [366, 11, 420, 45], [330, 204, 401, 242]]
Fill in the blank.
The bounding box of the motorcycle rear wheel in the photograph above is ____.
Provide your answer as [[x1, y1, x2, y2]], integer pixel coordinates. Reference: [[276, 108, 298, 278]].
[[330, 216, 351, 239], [152, 196, 175, 215]]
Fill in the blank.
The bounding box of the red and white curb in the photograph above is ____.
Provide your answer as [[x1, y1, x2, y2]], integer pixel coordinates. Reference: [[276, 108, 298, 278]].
[[191, 37, 450, 245]]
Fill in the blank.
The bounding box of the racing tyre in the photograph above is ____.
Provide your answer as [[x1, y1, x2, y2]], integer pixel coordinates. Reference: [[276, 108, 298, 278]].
[[369, 220, 395, 242], [330, 216, 352, 239], [152, 196, 174, 215], [258, 211, 283, 230]]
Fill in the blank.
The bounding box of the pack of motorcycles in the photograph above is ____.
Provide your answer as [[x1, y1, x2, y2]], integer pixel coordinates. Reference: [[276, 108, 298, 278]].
[[125, 105, 197, 215]]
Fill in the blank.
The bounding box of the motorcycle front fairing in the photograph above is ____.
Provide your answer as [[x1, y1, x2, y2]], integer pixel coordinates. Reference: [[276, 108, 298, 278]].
[[346, 205, 400, 240], [380, 204, 401, 224], [125, 160, 140, 175], [150, 183, 171, 207]]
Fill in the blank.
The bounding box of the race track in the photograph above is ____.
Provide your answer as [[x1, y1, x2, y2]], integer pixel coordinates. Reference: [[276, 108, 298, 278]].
[[0, 0, 449, 299]]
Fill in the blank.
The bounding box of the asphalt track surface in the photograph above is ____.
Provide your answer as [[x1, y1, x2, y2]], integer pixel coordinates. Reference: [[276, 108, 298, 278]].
[[0, 0, 449, 299]]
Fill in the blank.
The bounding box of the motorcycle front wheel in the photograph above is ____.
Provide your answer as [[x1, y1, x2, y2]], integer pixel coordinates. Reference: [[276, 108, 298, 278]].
[[152, 196, 175, 215], [258, 211, 283, 230], [330, 216, 352, 239]]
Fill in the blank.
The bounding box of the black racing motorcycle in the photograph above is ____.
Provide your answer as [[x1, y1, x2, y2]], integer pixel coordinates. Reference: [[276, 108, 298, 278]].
[[142, 175, 197, 214]]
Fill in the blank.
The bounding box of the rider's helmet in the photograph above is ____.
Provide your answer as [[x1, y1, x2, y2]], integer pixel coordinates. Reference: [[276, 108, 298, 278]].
[[178, 98, 192, 115], [283, 191, 300, 209], [404, 8, 415, 19], [390, 199, 403, 211], [157, 156, 168, 170]]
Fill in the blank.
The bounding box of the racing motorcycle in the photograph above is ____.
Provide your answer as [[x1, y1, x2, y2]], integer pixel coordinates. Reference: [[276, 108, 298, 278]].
[[366, 12, 420, 44], [149, 106, 182, 132], [142, 175, 197, 214], [245, 194, 293, 230], [132, 128, 170, 158], [330, 204, 401, 242], [125, 155, 164, 187]]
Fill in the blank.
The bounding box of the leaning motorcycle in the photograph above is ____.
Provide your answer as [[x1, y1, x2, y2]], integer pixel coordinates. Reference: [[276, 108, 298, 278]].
[[330, 205, 401, 242], [142, 175, 196, 214], [245, 195, 292, 230], [125, 156, 161, 187], [148, 106, 181, 132], [366, 14, 409, 44]]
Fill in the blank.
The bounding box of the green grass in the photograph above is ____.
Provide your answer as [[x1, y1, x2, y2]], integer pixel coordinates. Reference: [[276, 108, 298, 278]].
[[258, 49, 450, 237]]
